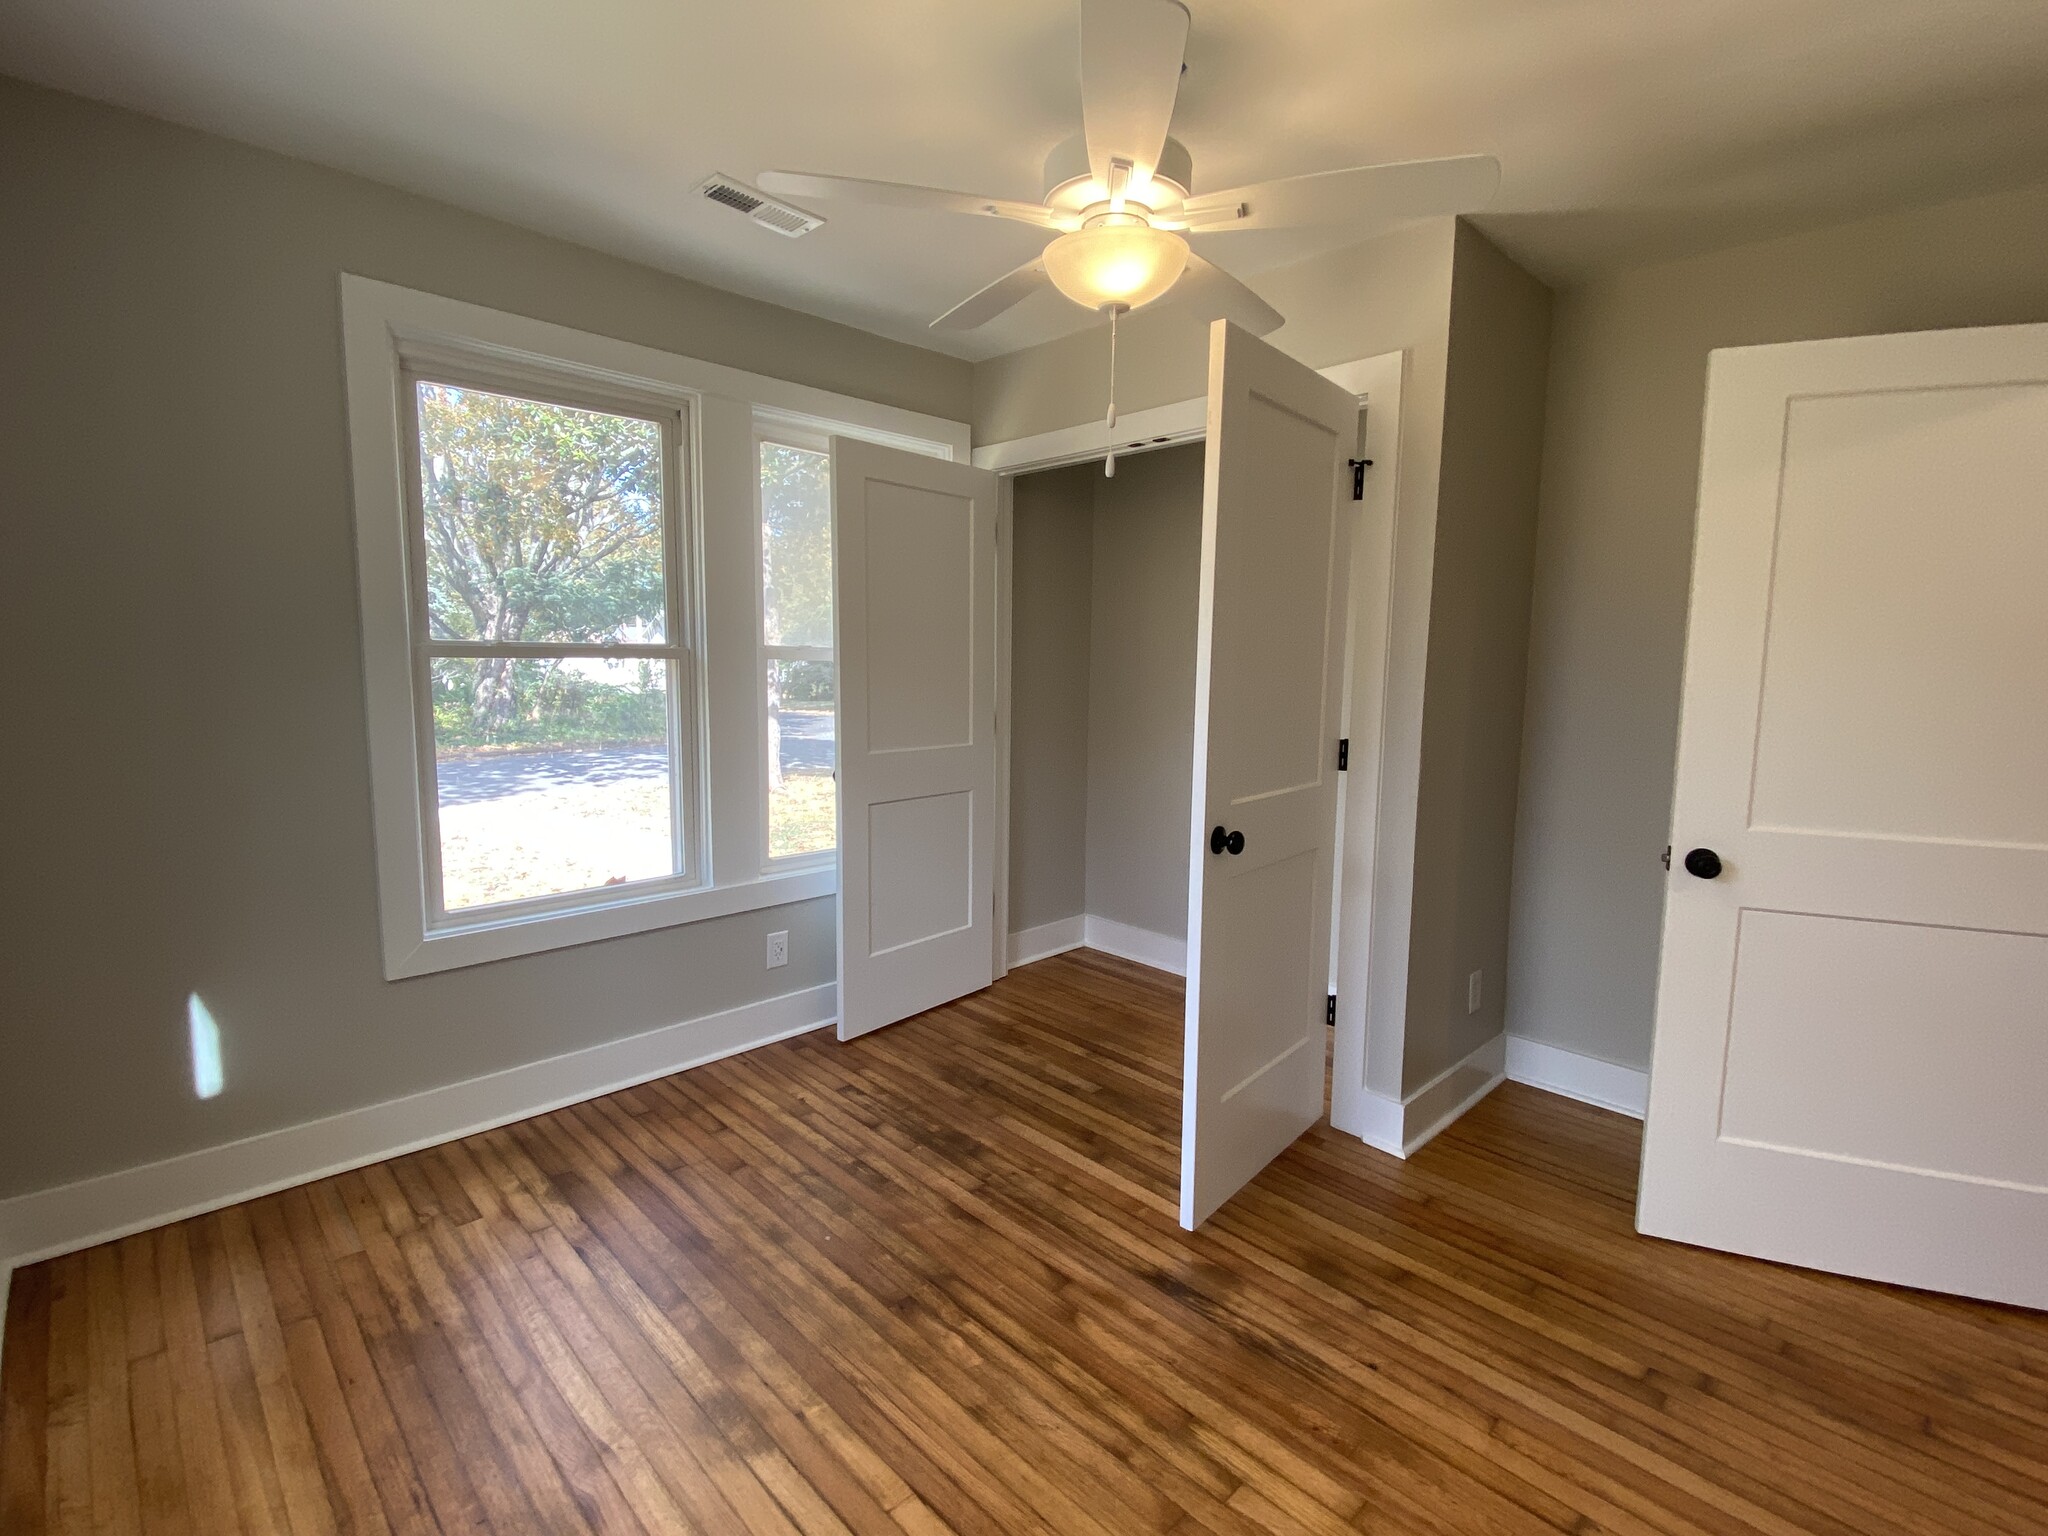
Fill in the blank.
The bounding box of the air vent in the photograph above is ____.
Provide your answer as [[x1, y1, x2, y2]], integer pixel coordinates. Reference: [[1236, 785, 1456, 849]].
[[697, 174, 824, 238]]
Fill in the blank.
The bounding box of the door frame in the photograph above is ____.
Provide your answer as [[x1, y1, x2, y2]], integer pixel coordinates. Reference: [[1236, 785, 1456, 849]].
[[973, 350, 1408, 1145]]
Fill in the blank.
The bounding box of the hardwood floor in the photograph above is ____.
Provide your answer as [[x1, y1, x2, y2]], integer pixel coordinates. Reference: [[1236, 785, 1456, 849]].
[[5, 950, 2046, 1534]]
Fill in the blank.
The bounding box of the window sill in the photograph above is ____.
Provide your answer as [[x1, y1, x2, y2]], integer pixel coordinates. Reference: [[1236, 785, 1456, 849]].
[[383, 866, 837, 980]]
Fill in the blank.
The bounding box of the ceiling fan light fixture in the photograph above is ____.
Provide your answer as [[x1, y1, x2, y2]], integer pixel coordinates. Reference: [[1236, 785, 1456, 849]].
[[1043, 218, 1189, 313]]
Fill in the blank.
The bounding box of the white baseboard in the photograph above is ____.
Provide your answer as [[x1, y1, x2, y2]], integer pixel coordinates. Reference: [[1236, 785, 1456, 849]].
[[1005, 913, 1189, 978], [1343, 1034, 1507, 1159], [1006, 915, 1087, 968], [0, 982, 837, 1278], [1081, 915, 1187, 976], [1505, 1035, 1649, 1119]]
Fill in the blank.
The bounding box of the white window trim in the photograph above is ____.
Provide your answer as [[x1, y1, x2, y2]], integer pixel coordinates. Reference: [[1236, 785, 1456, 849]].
[[340, 276, 967, 978]]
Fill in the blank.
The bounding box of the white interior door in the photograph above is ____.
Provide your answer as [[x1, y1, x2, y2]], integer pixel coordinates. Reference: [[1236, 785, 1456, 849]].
[[833, 438, 999, 1040], [1181, 321, 1357, 1229], [1640, 322, 2048, 1309]]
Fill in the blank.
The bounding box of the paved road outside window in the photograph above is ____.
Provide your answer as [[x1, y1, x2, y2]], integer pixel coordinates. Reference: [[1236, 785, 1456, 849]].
[[432, 711, 835, 909]]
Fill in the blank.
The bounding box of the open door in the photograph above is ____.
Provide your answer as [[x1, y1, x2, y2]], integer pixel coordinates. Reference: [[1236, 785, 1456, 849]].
[[1639, 323, 2048, 1308], [833, 438, 1000, 1040], [1181, 321, 1357, 1228]]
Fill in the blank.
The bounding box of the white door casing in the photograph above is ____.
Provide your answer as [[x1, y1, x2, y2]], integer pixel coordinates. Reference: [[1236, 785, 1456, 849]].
[[833, 438, 999, 1040], [1181, 320, 1358, 1229], [1639, 322, 2048, 1309]]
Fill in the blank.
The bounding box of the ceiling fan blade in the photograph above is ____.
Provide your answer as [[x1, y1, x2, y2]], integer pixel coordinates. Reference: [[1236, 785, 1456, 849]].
[[1163, 252, 1283, 336], [1080, 0, 1190, 190], [1183, 154, 1501, 233], [931, 257, 1051, 331], [757, 171, 1060, 229]]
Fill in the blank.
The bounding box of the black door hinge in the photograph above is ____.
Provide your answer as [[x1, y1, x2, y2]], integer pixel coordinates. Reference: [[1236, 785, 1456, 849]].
[[1337, 737, 1349, 770], [1661, 845, 1672, 871], [1348, 458, 1373, 500], [1326, 994, 1336, 1026]]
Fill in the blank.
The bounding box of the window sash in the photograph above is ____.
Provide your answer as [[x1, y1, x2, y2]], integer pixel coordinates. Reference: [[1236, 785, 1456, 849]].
[[756, 427, 837, 872], [401, 365, 705, 928]]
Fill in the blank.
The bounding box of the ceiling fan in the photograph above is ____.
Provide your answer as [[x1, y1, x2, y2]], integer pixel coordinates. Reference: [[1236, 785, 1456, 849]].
[[758, 0, 1500, 338]]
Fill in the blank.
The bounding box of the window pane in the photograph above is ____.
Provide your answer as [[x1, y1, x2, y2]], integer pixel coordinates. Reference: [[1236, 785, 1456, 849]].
[[417, 382, 667, 644], [430, 656, 676, 911], [768, 658, 836, 859], [761, 442, 832, 648]]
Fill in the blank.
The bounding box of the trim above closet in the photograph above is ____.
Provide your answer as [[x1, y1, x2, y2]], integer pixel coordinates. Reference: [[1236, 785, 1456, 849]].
[[972, 397, 1207, 474], [969, 352, 1398, 474]]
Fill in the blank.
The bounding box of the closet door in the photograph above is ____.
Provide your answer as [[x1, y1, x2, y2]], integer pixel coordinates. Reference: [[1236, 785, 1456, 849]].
[[832, 438, 1000, 1040], [1181, 321, 1357, 1228]]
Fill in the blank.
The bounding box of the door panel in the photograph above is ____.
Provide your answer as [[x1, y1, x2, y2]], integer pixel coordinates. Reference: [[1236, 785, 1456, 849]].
[[1639, 322, 2048, 1308], [866, 791, 976, 954], [1748, 386, 2048, 845], [1181, 321, 1357, 1230], [1202, 850, 1320, 1096], [1214, 395, 1348, 798], [1717, 910, 2048, 1190], [834, 439, 997, 1040], [860, 482, 978, 752]]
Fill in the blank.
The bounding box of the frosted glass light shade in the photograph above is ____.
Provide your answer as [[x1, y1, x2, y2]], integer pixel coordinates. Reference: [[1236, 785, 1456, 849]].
[[1043, 223, 1190, 312]]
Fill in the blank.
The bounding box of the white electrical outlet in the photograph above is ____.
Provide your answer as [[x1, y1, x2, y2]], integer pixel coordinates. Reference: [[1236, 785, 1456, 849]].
[[1467, 969, 1483, 1015], [766, 930, 788, 969]]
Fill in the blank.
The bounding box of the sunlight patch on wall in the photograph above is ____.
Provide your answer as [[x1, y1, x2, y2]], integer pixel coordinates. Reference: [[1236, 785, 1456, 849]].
[[187, 992, 225, 1099]]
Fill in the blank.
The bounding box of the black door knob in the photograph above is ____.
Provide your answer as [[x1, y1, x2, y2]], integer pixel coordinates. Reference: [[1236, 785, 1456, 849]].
[[1209, 826, 1245, 856], [1682, 847, 1723, 880]]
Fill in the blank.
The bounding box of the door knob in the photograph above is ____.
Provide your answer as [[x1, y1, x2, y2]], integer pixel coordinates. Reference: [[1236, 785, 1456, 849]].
[[1209, 826, 1245, 856], [1682, 847, 1723, 880]]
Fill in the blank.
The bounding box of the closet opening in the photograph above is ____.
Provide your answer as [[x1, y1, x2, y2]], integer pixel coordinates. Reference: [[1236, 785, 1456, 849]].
[[1004, 438, 1212, 981], [990, 344, 1401, 1198]]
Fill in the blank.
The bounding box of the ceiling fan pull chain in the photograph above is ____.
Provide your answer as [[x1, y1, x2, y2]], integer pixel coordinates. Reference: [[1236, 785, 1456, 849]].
[[1105, 303, 1121, 478]]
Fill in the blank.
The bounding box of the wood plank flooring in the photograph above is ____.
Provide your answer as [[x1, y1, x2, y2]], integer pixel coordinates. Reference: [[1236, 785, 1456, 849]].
[[5, 948, 2046, 1534]]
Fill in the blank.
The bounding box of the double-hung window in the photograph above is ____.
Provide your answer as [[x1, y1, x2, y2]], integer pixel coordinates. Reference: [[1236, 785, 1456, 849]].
[[343, 277, 966, 978], [409, 370, 698, 915]]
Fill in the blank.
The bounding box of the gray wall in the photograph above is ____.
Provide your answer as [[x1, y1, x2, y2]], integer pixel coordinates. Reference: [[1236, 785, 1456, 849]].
[[1005, 465, 1095, 932], [1506, 176, 2048, 1072], [1084, 445, 1205, 940], [1397, 224, 1553, 1094], [0, 78, 971, 1200]]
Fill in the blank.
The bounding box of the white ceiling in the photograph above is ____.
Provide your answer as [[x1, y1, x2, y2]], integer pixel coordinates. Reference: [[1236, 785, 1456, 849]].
[[6, 0, 2048, 361]]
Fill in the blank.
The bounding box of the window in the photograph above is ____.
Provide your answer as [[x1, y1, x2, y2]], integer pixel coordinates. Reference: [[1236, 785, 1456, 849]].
[[342, 277, 966, 977], [410, 375, 697, 915], [758, 429, 837, 865]]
